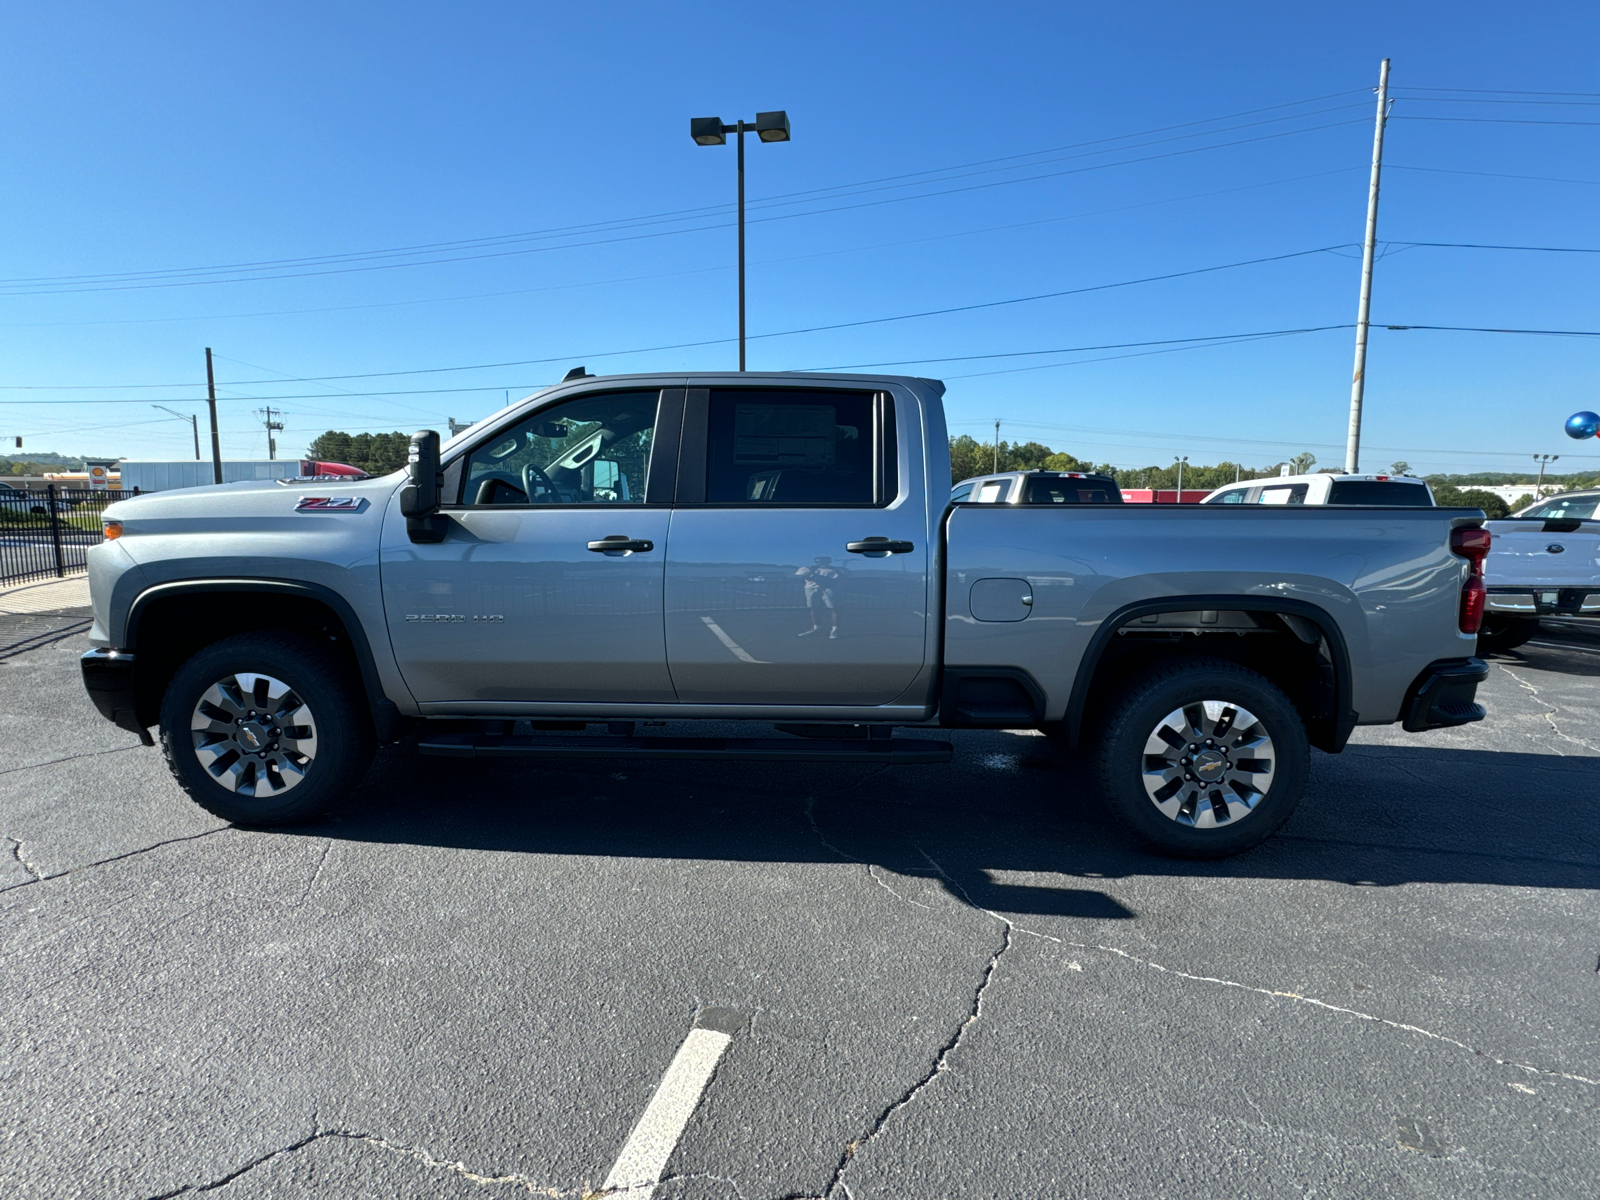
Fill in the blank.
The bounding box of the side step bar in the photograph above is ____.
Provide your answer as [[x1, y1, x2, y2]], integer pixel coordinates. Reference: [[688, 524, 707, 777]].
[[416, 732, 953, 764]]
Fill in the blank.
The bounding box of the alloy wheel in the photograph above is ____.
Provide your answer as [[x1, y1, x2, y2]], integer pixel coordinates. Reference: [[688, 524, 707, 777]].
[[1140, 699, 1275, 828], [189, 672, 318, 796]]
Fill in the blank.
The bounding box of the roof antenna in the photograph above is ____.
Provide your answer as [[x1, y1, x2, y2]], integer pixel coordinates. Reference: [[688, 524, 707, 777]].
[[562, 366, 592, 382]]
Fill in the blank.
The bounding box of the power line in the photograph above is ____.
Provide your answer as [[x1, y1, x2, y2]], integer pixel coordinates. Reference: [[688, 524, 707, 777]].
[[0, 114, 1373, 298], [0, 167, 1363, 332], [1391, 114, 1600, 126], [1382, 324, 1600, 337], [1387, 163, 1600, 186], [1390, 240, 1600, 253], [1394, 85, 1600, 98], [1, 245, 1354, 390], [0, 90, 1368, 291]]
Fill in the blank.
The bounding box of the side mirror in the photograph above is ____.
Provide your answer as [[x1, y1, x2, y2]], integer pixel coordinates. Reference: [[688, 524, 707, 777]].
[[400, 430, 448, 543]]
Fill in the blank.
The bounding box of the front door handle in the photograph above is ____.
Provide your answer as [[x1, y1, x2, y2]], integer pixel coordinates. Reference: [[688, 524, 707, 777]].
[[847, 537, 915, 556], [587, 536, 655, 554]]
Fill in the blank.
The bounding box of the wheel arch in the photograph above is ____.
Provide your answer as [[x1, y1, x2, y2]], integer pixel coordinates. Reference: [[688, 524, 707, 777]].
[[125, 579, 404, 740], [1061, 595, 1357, 754]]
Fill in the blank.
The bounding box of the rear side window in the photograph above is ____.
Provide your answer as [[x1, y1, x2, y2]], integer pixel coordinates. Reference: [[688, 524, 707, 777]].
[[1024, 478, 1121, 504], [706, 389, 883, 504], [974, 481, 1007, 503], [1327, 480, 1432, 506], [1258, 484, 1309, 505], [1523, 494, 1599, 520]]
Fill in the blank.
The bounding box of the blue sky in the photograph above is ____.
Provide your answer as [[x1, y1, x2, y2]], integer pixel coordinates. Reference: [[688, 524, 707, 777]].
[[2, 1, 1597, 476]]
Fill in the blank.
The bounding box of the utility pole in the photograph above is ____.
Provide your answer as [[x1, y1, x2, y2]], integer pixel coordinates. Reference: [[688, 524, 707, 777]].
[[257, 406, 285, 460], [1344, 58, 1392, 475], [1175, 455, 1189, 501], [153, 405, 201, 459], [205, 347, 223, 484], [993, 419, 1001, 473], [1534, 453, 1559, 497]]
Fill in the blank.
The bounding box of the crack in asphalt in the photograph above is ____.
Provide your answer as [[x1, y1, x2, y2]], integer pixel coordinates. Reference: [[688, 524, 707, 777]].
[[0, 743, 142, 777], [0, 827, 229, 895], [929, 870, 1600, 1090], [3, 835, 45, 881], [794, 847, 1012, 1200], [297, 840, 332, 907], [1495, 662, 1600, 755], [652, 1170, 748, 1199], [146, 1128, 579, 1197], [802, 790, 931, 913]]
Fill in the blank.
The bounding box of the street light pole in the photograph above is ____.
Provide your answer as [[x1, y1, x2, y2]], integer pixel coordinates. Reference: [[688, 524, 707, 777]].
[[153, 405, 201, 459], [691, 111, 791, 371], [1175, 455, 1188, 500]]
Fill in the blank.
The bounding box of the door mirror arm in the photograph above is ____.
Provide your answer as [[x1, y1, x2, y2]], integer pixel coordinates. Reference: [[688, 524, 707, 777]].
[[401, 430, 449, 544]]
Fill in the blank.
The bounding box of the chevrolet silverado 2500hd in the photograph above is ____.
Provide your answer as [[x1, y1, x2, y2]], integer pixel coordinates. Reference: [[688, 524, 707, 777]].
[[80, 372, 1490, 857]]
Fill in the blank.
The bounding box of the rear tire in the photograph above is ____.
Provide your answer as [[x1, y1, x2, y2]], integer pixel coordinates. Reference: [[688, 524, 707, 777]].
[[159, 631, 375, 826], [1095, 658, 1309, 858], [1476, 614, 1538, 655]]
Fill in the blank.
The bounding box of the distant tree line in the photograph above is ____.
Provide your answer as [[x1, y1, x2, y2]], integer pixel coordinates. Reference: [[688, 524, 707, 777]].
[[949, 435, 1303, 491], [304, 431, 412, 475]]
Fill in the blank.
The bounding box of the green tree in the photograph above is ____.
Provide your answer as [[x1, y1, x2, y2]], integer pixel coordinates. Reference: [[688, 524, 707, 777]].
[[1388, 460, 1411, 476], [1289, 452, 1317, 476], [1432, 484, 1509, 518], [305, 430, 411, 474]]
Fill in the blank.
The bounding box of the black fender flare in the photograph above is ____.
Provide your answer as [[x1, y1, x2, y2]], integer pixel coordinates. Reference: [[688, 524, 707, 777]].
[[124, 578, 405, 741], [1062, 594, 1357, 753]]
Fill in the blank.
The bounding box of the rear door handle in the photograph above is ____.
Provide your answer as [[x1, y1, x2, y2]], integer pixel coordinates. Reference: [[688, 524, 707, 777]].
[[847, 537, 915, 556], [587, 536, 655, 554]]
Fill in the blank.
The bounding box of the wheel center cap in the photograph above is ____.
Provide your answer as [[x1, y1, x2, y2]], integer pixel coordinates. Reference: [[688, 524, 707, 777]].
[[239, 722, 271, 750], [1193, 749, 1229, 780]]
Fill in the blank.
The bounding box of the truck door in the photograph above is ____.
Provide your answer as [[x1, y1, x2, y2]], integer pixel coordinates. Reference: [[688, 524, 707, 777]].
[[663, 387, 930, 704], [381, 389, 678, 705]]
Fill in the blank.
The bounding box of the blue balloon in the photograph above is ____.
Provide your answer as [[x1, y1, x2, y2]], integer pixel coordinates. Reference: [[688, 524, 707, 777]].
[[1566, 411, 1600, 439]]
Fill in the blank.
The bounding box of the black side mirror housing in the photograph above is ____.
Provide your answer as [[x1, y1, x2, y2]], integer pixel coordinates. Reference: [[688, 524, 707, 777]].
[[401, 430, 448, 543]]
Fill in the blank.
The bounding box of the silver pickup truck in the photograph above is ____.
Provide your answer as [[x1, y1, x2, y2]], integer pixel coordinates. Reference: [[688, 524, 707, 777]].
[[80, 372, 1489, 857]]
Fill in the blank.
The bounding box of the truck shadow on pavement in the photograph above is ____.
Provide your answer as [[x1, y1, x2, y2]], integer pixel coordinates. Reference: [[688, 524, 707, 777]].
[[291, 733, 1600, 918]]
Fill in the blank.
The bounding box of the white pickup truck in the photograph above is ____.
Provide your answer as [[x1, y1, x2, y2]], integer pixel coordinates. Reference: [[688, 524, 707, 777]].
[[1479, 489, 1600, 653], [81, 371, 1491, 857]]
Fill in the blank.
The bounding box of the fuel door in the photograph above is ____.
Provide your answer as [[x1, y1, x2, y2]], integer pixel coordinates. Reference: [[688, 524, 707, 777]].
[[969, 577, 1033, 622]]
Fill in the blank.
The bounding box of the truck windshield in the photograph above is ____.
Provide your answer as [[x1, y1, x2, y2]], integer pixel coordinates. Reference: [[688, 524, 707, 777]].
[[1327, 480, 1432, 506]]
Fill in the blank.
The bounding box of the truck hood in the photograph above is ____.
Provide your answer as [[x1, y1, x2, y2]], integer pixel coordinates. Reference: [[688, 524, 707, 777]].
[[103, 471, 407, 523]]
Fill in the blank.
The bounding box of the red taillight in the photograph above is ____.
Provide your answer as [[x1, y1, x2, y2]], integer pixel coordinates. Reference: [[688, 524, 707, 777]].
[[1460, 576, 1486, 634], [1450, 525, 1491, 633]]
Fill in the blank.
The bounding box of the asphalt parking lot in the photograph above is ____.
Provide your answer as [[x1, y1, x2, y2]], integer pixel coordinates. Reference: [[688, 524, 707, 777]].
[[2, 605, 1597, 1199]]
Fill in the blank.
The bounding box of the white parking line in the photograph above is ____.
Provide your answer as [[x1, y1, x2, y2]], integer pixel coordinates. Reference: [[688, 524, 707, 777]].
[[601, 1008, 742, 1198]]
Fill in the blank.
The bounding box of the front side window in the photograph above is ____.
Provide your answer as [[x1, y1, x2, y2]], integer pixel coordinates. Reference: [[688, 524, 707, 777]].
[[1524, 494, 1599, 520], [706, 389, 879, 504], [950, 482, 976, 503], [460, 391, 658, 505], [1206, 488, 1248, 504]]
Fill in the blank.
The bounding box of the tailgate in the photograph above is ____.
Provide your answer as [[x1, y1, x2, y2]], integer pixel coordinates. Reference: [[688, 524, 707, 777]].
[[1484, 519, 1600, 588]]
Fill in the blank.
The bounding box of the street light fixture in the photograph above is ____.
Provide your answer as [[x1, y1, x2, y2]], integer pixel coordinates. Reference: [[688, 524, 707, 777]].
[[689, 110, 791, 370], [153, 404, 201, 460]]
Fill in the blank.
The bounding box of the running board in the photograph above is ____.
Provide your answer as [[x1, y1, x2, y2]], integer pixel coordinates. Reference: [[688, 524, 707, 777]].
[[416, 732, 953, 764]]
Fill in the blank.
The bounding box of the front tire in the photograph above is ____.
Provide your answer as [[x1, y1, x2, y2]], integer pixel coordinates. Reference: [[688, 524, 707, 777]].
[[159, 631, 375, 826], [1095, 659, 1309, 858]]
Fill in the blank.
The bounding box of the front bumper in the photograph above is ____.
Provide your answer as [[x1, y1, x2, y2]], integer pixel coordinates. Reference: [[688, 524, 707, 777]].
[[1487, 588, 1600, 617], [1401, 657, 1489, 733], [80, 648, 151, 743]]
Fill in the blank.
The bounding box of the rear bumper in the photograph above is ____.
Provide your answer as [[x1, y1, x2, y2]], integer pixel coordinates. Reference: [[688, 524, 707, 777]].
[[1401, 657, 1489, 733], [1487, 587, 1600, 616], [80, 648, 151, 742]]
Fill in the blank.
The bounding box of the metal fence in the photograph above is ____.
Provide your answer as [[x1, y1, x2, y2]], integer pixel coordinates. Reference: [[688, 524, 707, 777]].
[[0, 486, 136, 587]]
